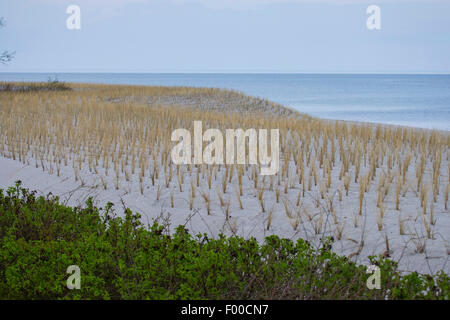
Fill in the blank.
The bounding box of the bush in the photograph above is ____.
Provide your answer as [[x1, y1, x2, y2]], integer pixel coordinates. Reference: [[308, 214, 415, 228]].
[[0, 78, 71, 92], [0, 181, 448, 300]]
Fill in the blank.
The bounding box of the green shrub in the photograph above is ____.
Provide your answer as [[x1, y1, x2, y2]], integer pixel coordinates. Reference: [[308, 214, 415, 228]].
[[0, 181, 448, 300]]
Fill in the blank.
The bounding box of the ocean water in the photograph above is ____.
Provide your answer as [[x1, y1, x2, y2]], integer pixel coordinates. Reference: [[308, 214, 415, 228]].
[[1, 73, 449, 131]]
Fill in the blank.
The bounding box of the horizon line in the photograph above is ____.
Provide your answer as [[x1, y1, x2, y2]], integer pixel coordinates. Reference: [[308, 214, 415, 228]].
[[1, 71, 450, 76]]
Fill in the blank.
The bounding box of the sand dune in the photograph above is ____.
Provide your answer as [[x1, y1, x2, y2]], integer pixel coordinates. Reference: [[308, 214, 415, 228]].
[[0, 83, 448, 275]]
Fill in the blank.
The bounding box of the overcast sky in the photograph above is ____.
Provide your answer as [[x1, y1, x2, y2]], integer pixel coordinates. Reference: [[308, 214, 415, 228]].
[[1, 0, 449, 73]]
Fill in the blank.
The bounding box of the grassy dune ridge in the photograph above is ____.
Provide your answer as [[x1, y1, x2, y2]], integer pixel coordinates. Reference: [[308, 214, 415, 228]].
[[0, 82, 449, 276]]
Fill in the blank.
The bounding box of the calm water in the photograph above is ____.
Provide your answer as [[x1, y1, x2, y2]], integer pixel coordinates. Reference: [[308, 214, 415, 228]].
[[1, 73, 449, 131]]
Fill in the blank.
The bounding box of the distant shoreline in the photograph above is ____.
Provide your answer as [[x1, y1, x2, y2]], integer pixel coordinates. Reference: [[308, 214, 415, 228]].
[[2, 72, 450, 75], [2, 79, 449, 133]]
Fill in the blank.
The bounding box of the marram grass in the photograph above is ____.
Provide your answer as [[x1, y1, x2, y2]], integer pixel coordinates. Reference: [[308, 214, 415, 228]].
[[1, 82, 449, 276]]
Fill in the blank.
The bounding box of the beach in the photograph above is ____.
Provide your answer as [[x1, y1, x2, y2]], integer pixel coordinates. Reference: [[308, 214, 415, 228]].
[[0, 82, 449, 275]]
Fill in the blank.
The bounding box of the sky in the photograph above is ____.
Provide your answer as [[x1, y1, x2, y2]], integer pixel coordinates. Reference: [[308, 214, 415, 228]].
[[0, 0, 449, 73]]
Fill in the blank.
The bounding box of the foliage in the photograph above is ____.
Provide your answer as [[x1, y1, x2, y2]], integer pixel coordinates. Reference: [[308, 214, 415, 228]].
[[0, 79, 71, 92], [0, 182, 448, 300]]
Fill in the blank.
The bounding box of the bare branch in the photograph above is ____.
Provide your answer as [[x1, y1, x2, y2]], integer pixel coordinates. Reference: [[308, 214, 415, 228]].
[[0, 17, 14, 64], [0, 50, 15, 64]]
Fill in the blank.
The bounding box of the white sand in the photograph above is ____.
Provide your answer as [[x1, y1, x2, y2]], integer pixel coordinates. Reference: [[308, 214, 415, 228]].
[[1, 140, 449, 275]]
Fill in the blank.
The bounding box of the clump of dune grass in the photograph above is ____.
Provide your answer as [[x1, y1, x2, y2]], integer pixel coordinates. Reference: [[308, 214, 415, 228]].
[[0, 79, 71, 92], [200, 191, 211, 215]]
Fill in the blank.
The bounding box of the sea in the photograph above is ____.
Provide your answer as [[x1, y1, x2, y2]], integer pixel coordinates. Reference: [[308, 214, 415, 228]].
[[1, 73, 449, 131]]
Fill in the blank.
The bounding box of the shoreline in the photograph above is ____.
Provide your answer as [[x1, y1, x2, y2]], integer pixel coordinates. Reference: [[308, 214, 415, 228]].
[[1, 79, 449, 133]]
